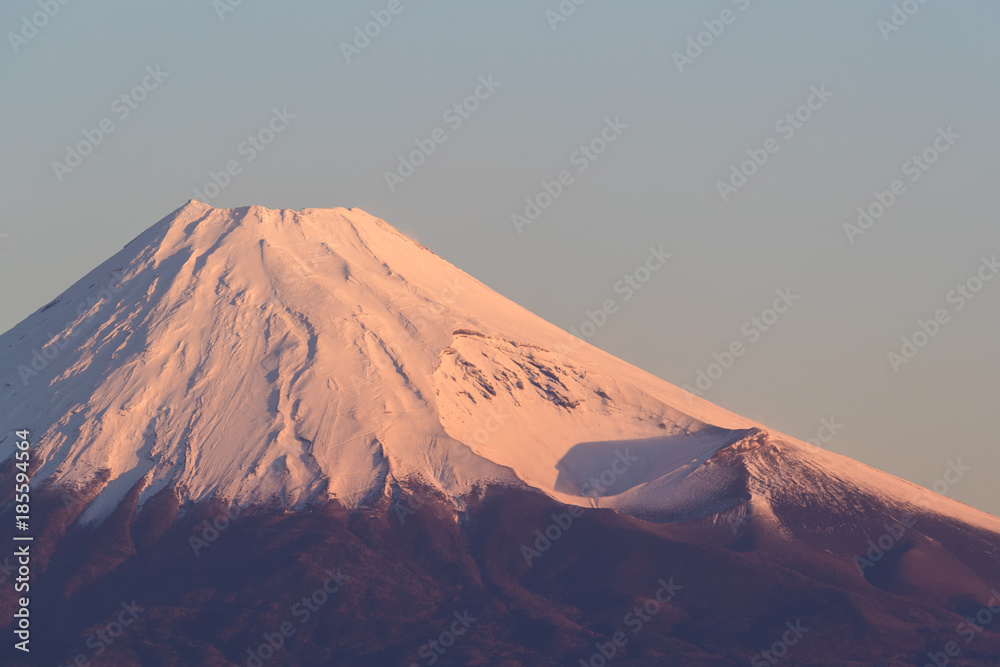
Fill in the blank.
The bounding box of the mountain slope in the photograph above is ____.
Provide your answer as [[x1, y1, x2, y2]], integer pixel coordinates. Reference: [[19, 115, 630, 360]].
[[0, 201, 997, 544], [2, 202, 1000, 665], [1, 201, 744, 518]]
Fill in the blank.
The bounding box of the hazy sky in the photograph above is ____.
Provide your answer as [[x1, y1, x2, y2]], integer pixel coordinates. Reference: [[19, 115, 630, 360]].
[[2, 1, 999, 514]]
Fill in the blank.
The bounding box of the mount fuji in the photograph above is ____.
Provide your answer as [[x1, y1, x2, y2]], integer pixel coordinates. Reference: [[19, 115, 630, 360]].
[[2, 202, 999, 666]]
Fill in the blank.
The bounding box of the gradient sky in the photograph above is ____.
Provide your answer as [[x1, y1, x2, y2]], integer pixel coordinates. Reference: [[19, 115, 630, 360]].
[[2, 1, 998, 514]]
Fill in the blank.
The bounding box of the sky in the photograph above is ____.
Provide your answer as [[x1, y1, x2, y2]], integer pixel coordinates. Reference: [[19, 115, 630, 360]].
[[2, 1, 999, 515]]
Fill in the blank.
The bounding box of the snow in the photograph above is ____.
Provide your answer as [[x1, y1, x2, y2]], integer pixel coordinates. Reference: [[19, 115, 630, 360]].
[[1, 201, 998, 534]]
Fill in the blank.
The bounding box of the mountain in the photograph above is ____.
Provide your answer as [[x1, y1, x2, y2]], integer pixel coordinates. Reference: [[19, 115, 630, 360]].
[[1, 202, 999, 666], [2, 200, 762, 521]]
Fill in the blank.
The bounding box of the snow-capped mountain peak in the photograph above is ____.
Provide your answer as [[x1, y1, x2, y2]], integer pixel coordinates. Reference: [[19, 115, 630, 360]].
[[2, 202, 997, 537]]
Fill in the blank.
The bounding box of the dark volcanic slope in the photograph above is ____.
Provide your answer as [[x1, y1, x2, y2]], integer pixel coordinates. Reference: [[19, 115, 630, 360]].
[[3, 481, 1000, 667]]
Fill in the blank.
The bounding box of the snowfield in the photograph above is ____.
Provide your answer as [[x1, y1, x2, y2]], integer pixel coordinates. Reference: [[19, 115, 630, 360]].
[[1, 201, 998, 538]]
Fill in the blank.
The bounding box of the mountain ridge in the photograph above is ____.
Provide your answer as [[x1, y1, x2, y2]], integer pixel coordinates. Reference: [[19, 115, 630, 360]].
[[1, 201, 998, 545]]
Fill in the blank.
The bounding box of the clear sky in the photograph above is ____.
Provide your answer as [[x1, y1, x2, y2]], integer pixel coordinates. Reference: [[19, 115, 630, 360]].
[[2, 1, 999, 514]]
